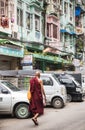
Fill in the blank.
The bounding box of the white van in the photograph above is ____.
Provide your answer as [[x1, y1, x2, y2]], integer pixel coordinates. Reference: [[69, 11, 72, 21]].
[[40, 73, 67, 109]]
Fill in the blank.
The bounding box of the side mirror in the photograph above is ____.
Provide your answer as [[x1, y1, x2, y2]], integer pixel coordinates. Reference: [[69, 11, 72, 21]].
[[1, 89, 9, 94]]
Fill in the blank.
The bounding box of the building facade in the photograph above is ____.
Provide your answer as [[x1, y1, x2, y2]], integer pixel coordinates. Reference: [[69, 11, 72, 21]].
[[0, 0, 24, 70], [0, 0, 85, 71], [60, 0, 76, 56], [75, 0, 85, 61]]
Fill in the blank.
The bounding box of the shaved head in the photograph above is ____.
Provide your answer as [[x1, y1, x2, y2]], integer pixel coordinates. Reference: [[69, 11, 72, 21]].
[[35, 71, 40, 78]]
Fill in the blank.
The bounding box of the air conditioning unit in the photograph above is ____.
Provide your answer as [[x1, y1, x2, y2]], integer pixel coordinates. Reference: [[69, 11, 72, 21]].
[[12, 32, 18, 39]]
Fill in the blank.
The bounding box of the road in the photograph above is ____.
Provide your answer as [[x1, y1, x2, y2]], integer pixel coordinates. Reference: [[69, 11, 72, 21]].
[[0, 101, 85, 130]]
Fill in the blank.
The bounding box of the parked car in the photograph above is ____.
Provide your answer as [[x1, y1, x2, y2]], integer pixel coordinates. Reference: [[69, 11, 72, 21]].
[[40, 73, 67, 108], [82, 82, 85, 98], [0, 80, 30, 119], [55, 73, 83, 102]]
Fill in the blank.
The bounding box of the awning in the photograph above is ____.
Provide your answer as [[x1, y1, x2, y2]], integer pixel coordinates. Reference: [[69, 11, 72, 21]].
[[60, 29, 70, 34], [0, 38, 24, 57], [0, 38, 23, 47], [33, 53, 69, 64], [60, 30, 76, 35], [60, 29, 67, 33], [70, 32, 76, 35], [75, 7, 81, 16]]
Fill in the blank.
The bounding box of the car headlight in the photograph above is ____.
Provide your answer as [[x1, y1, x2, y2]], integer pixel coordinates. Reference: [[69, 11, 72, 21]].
[[76, 88, 81, 92]]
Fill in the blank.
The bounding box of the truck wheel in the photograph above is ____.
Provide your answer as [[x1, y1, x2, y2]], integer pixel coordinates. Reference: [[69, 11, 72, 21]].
[[15, 104, 30, 119], [52, 97, 64, 109], [67, 94, 72, 102]]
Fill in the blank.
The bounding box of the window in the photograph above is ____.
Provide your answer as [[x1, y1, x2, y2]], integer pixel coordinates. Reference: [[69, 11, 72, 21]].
[[41, 76, 53, 86], [53, 24, 57, 38], [17, 8, 23, 26], [10, 3, 14, 22], [26, 12, 30, 29], [53, 0, 57, 4], [64, 34, 68, 42], [47, 23, 51, 37], [64, 2, 68, 14], [60, 33, 63, 42], [70, 4, 73, 21], [2, 81, 20, 91], [35, 15, 40, 31], [0, 1, 5, 16], [0, 85, 3, 93], [17, 0, 22, 8]]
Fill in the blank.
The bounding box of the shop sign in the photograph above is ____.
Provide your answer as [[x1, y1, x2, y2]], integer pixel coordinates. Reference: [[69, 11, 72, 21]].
[[0, 46, 24, 58], [72, 58, 80, 67], [21, 54, 33, 70]]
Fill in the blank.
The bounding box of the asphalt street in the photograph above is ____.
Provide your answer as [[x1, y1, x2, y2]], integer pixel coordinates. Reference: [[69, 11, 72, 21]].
[[0, 101, 85, 130]]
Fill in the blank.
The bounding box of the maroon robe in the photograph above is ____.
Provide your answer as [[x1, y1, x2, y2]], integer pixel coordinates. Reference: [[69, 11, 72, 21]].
[[29, 77, 44, 115]]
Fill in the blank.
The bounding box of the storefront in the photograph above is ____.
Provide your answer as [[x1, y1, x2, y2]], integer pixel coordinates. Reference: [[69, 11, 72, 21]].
[[25, 42, 72, 72], [24, 47, 70, 71], [0, 38, 24, 70], [33, 53, 69, 71]]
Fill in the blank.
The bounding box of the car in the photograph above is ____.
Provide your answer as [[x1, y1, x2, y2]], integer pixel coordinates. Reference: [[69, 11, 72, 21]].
[[0, 80, 30, 119], [82, 82, 85, 97], [40, 73, 67, 108], [18, 72, 67, 109], [55, 73, 83, 102]]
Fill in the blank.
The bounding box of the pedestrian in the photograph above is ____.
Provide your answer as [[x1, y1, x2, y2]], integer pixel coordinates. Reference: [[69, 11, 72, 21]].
[[29, 71, 46, 125]]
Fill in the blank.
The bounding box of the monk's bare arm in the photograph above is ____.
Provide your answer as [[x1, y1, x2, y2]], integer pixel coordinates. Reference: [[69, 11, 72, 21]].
[[40, 80, 46, 100]]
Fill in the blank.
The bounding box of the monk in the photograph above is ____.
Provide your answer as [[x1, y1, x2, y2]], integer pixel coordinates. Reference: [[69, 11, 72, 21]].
[[29, 71, 46, 125]]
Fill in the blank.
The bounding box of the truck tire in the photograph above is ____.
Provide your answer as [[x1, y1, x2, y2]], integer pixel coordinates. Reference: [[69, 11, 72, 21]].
[[67, 94, 72, 102], [15, 103, 30, 119], [52, 97, 64, 109]]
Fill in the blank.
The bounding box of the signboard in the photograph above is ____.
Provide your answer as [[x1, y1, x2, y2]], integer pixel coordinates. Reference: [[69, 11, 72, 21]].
[[0, 46, 24, 58], [72, 58, 80, 67], [21, 54, 33, 70]]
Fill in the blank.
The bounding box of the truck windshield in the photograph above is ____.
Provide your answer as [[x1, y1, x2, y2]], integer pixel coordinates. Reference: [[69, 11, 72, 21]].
[[2, 81, 20, 91], [73, 79, 81, 88]]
